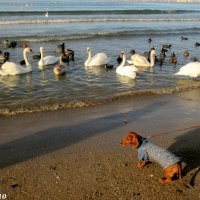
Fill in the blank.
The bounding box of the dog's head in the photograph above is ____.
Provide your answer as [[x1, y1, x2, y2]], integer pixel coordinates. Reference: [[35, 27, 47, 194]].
[[120, 132, 142, 148]]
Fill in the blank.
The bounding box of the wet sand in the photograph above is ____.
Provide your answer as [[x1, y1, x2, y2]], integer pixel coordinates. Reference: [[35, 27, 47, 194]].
[[0, 89, 200, 200]]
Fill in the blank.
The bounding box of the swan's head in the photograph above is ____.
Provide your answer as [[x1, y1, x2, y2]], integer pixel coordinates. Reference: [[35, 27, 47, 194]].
[[120, 51, 125, 60], [86, 47, 90, 53], [40, 47, 44, 53], [150, 48, 156, 56], [120, 51, 124, 58], [24, 47, 33, 53]]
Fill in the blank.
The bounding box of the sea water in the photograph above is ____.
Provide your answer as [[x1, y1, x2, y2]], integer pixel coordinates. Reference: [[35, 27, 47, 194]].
[[0, 0, 200, 114]]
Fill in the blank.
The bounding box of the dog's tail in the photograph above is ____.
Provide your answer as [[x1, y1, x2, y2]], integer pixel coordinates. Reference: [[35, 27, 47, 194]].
[[178, 162, 190, 189]]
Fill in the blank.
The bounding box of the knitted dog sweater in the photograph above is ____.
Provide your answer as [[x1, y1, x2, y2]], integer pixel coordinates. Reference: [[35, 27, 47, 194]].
[[137, 138, 181, 169]]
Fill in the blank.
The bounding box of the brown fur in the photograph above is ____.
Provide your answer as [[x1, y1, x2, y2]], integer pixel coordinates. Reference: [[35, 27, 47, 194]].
[[121, 132, 188, 186]]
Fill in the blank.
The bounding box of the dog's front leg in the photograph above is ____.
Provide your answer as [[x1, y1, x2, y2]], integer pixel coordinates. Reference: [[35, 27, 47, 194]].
[[137, 150, 148, 168], [137, 161, 146, 168]]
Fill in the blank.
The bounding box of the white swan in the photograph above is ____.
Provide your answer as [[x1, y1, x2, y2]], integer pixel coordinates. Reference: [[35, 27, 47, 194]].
[[84, 47, 110, 67], [45, 11, 48, 18], [175, 62, 200, 78], [53, 55, 66, 75], [38, 47, 60, 67], [0, 47, 32, 76], [116, 52, 138, 79], [127, 49, 156, 68]]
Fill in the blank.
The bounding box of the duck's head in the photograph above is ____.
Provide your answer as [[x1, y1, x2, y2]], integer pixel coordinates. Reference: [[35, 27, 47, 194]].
[[130, 49, 135, 55], [183, 51, 189, 57]]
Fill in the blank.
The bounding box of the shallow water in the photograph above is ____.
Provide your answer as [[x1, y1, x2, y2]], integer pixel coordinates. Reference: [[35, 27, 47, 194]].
[[0, 1, 200, 114]]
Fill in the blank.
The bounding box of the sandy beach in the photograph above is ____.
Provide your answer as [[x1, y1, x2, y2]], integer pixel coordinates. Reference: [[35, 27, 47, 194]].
[[0, 1, 200, 199], [0, 89, 199, 200]]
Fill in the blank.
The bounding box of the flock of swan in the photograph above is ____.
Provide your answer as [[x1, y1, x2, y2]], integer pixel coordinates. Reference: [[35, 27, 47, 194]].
[[0, 45, 200, 80]]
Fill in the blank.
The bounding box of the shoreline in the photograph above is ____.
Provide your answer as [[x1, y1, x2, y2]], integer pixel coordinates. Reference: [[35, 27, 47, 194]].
[[1, 84, 200, 117], [0, 88, 199, 199]]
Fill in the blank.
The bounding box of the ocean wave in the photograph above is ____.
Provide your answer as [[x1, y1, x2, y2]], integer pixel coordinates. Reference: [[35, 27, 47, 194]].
[[0, 84, 199, 117], [2, 28, 200, 43], [1, 17, 200, 25], [0, 9, 196, 17]]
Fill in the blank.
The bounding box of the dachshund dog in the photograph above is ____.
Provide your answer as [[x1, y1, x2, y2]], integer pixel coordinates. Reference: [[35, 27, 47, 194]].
[[120, 131, 185, 185]]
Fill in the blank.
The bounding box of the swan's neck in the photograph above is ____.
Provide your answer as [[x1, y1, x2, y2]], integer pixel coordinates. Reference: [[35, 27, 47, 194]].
[[150, 52, 155, 67], [59, 55, 64, 65], [40, 49, 44, 65], [88, 50, 92, 61], [85, 49, 92, 66], [119, 54, 126, 68], [23, 50, 30, 66]]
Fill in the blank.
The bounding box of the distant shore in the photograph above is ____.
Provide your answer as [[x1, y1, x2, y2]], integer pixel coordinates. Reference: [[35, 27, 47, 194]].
[[0, 88, 199, 199]]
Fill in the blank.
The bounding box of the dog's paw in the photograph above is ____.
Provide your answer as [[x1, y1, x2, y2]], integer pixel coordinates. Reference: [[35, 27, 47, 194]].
[[159, 178, 172, 184], [137, 161, 145, 168], [159, 178, 165, 184]]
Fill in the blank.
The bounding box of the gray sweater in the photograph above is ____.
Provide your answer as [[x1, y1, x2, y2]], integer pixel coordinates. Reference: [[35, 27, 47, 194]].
[[137, 139, 181, 169]]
